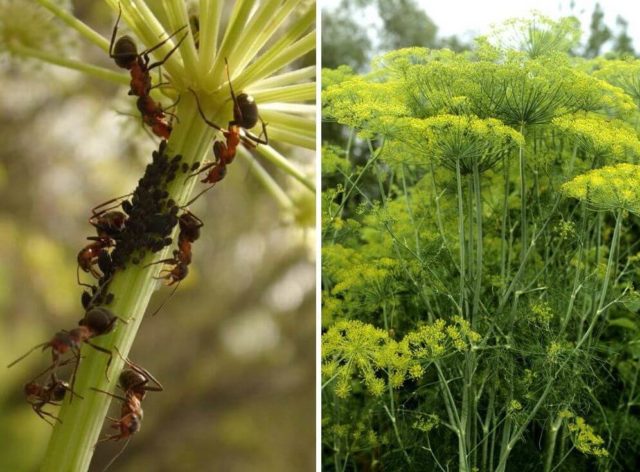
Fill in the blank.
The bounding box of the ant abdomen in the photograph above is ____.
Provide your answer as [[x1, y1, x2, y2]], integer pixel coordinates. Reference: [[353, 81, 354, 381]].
[[112, 36, 138, 69], [236, 93, 259, 129], [81, 307, 117, 336]]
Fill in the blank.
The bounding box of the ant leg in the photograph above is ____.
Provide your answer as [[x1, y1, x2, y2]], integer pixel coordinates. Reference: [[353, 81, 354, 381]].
[[85, 342, 114, 381], [91, 387, 127, 403], [7, 342, 48, 368], [148, 282, 180, 318], [243, 118, 269, 146], [184, 184, 216, 207], [144, 29, 189, 70], [32, 403, 60, 426], [145, 257, 178, 269], [108, 4, 123, 58], [90, 193, 133, 217], [188, 89, 224, 131], [69, 349, 83, 403], [224, 57, 239, 111], [160, 95, 181, 123], [27, 357, 74, 386], [185, 161, 217, 181]]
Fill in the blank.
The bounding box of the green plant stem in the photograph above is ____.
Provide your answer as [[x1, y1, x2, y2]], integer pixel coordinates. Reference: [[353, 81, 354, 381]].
[[8, 43, 129, 85], [518, 125, 527, 265], [543, 414, 563, 472], [41, 94, 213, 472], [36, 0, 110, 51], [471, 163, 483, 326], [456, 159, 467, 319], [500, 157, 510, 289], [496, 211, 623, 471]]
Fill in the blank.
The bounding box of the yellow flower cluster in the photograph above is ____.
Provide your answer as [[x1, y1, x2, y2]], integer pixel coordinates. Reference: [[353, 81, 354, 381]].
[[324, 77, 407, 134], [412, 413, 440, 433], [508, 399, 523, 414], [592, 59, 640, 106], [553, 114, 640, 162], [530, 301, 554, 325], [546, 340, 573, 363], [561, 412, 609, 457], [561, 163, 640, 215], [402, 114, 524, 173], [322, 317, 481, 398]]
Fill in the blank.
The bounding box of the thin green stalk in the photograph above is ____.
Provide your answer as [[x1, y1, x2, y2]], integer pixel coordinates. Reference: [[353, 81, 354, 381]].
[[41, 95, 214, 472], [518, 124, 527, 265], [456, 159, 467, 319], [496, 212, 623, 471], [543, 414, 564, 472], [500, 158, 510, 289], [8, 43, 129, 85], [472, 163, 483, 326], [610, 364, 639, 463], [36, 0, 110, 51], [481, 386, 495, 471]]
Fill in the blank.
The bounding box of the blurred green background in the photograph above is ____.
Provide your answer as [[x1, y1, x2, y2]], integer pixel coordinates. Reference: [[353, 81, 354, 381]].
[[0, 2, 316, 471]]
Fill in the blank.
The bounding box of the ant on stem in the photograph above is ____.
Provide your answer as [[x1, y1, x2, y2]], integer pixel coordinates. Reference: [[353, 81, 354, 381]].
[[24, 366, 82, 426], [185, 58, 269, 206], [92, 354, 163, 470], [93, 353, 163, 442], [109, 6, 187, 98], [109, 5, 187, 138], [142, 210, 203, 317], [7, 307, 123, 386], [150, 210, 203, 286]]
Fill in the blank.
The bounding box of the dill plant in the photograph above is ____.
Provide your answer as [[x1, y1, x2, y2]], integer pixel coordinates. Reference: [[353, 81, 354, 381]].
[[322, 13, 640, 472], [1, 1, 314, 470]]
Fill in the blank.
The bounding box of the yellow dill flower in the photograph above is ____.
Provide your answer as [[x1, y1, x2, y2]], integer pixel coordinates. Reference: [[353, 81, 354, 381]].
[[566, 416, 609, 457], [530, 301, 554, 325], [508, 399, 523, 413], [553, 114, 640, 163], [562, 163, 640, 215], [402, 114, 523, 173]]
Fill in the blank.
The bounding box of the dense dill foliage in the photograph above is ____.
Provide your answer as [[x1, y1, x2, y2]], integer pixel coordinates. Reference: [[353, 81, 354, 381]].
[[321, 15, 640, 472]]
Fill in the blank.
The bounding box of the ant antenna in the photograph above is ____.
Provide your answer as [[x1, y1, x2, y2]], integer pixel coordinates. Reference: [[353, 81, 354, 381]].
[[102, 438, 132, 472], [7, 342, 48, 368]]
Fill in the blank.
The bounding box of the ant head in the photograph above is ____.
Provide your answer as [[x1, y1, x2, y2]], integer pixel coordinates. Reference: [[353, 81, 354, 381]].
[[234, 93, 259, 130], [24, 382, 40, 397], [113, 36, 138, 69], [127, 409, 143, 434], [81, 307, 117, 336]]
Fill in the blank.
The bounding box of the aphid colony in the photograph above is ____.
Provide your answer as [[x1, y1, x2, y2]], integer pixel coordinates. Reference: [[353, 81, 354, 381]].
[[9, 140, 191, 433], [8, 6, 268, 466]]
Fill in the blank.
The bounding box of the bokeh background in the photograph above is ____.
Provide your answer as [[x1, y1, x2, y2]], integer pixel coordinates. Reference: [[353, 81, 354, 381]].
[[0, 2, 316, 471]]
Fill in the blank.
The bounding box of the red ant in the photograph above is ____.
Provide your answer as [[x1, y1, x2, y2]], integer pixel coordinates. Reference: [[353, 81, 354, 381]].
[[24, 369, 82, 426], [109, 6, 186, 139], [7, 308, 120, 384], [150, 210, 203, 287], [93, 355, 162, 443], [143, 210, 203, 317], [78, 194, 133, 284], [109, 6, 187, 98], [185, 58, 268, 206]]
